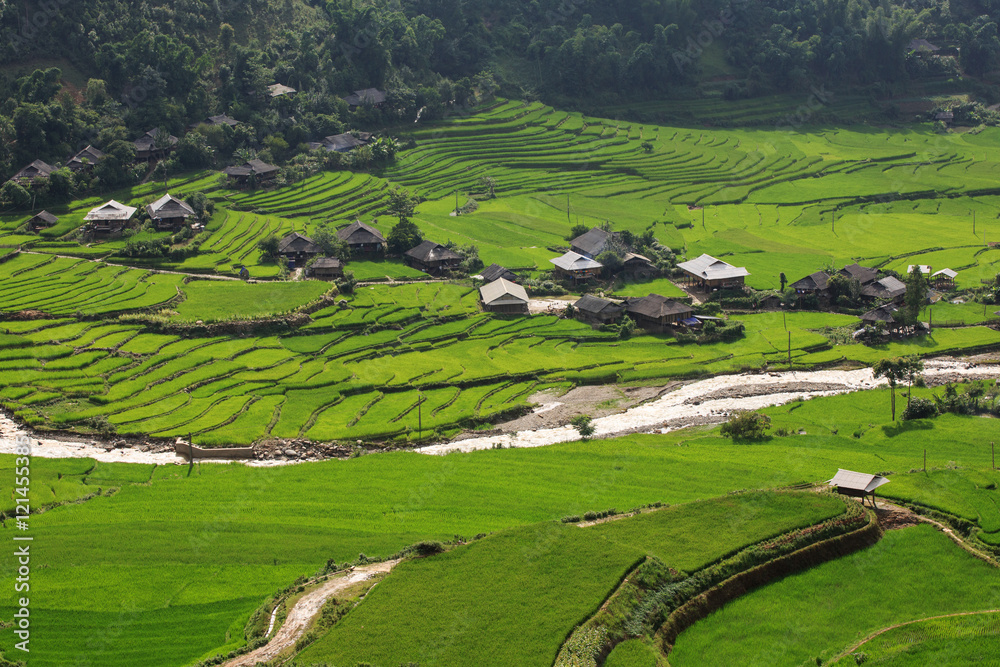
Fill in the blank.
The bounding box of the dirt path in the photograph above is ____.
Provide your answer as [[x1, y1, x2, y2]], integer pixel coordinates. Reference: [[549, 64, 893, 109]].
[[223, 560, 397, 667], [829, 609, 1000, 664], [875, 499, 999, 566]]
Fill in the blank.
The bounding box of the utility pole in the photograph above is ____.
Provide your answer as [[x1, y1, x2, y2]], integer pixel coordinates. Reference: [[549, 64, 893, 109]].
[[454, 190, 459, 216], [923, 448, 927, 473], [993, 441, 995, 470], [973, 210, 977, 236], [783, 310, 787, 330], [418, 394, 423, 440], [567, 194, 571, 224], [702, 208, 706, 229], [787, 330, 791, 369]]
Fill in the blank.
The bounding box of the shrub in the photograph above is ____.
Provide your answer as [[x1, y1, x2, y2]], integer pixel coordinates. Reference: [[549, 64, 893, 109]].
[[902, 397, 937, 420], [561, 515, 581, 523], [720, 410, 771, 440], [571, 414, 595, 438], [411, 541, 445, 557]]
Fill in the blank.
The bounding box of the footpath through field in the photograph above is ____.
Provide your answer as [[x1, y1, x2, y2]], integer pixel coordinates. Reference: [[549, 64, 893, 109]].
[[222, 560, 397, 667]]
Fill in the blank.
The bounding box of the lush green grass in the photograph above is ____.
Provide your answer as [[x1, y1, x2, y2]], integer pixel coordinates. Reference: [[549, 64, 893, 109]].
[[669, 526, 1000, 666], [880, 468, 1000, 545], [6, 384, 1000, 666], [605, 639, 661, 667], [172, 279, 332, 321], [299, 492, 844, 666], [11, 297, 969, 444], [828, 612, 1000, 666]]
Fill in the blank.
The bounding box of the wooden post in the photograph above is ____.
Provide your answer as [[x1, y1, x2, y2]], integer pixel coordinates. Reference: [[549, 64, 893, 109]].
[[567, 194, 571, 224], [993, 441, 995, 470], [924, 448, 927, 472], [783, 311, 787, 330], [418, 395, 422, 440], [787, 330, 792, 369], [702, 208, 706, 229]]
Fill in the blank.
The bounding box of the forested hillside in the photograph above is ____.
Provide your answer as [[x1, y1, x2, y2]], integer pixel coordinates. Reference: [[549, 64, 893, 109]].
[[1, 0, 1000, 185]]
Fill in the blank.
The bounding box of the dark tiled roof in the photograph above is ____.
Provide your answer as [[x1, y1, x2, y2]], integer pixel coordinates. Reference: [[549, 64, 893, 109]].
[[344, 88, 387, 106], [625, 294, 693, 319], [337, 220, 385, 245], [862, 305, 899, 323], [278, 232, 319, 254], [570, 227, 614, 257], [481, 263, 517, 283], [790, 271, 830, 291], [838, 263, 878, 284], [67, 145, 104, 168], [207, 114, 240, 126], [862, 276, 906, 300], [146, 194, 196, 219], [29, 210, 58, 225], [574, 294, 623, 315], [13, 160, 55, 181], [405, 240, 462, 263], [313, 257, 342, 269], [322, 133, 369, 152]]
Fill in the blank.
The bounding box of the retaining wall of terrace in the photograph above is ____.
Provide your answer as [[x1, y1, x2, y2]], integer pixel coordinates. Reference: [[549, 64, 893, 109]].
[[658, 508, 883, 653], [175, 440, 255, 459]]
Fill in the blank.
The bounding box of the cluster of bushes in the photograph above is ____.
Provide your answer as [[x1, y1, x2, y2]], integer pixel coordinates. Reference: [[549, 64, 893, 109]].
[[675, 321, 745, 345], [903, 380, 1000, 420], [523, 277, 567, 296], [561, 508, 619, 523]]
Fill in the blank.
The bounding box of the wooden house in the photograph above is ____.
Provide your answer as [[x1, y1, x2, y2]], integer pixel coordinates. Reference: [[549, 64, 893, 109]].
[[861, 304, 904, 333], [550, 251, 602, 282], [677, 254, 749, 289], [146, 194, 196, 231], [480, 263, 519, 283], [861, 276, 907, 304], [319, 132, 372, 153], [310, 257, 344, 280], [404, 240, 463, 274], [932, 268, 957, 288], [84, 200, 137, 236], [278, 232, 320, 266], [622, 252, 656, 279], [838, 263, 878, 285], [790, 271, 830, 295], [67, 145, 105, 172], [573, 294, 624, 325], [480, 278, 529, 314], [10, 160, 54, 186], [624, 294, 694, 331], [343, 88, 387, 109], [205, 114, 240, 127], [337, 220, 386, 253], [223, 159, 279, 187], [268, 83, 296, 97], [828, 469, 889, 507], [27, 210, 58, 232], [134, 129, 178, 160], [570, 227, 617, 258]]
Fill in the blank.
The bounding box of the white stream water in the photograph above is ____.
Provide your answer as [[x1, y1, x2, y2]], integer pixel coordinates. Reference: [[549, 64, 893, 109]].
[[1, 359, 996, 464]]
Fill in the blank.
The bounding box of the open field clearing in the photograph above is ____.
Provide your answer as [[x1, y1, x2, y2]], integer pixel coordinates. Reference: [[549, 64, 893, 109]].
[[827, 611, 1000, 666], [668, 525, 1000, 666], [300, 492, 845, 666], [3, 385, 1000, 666]]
